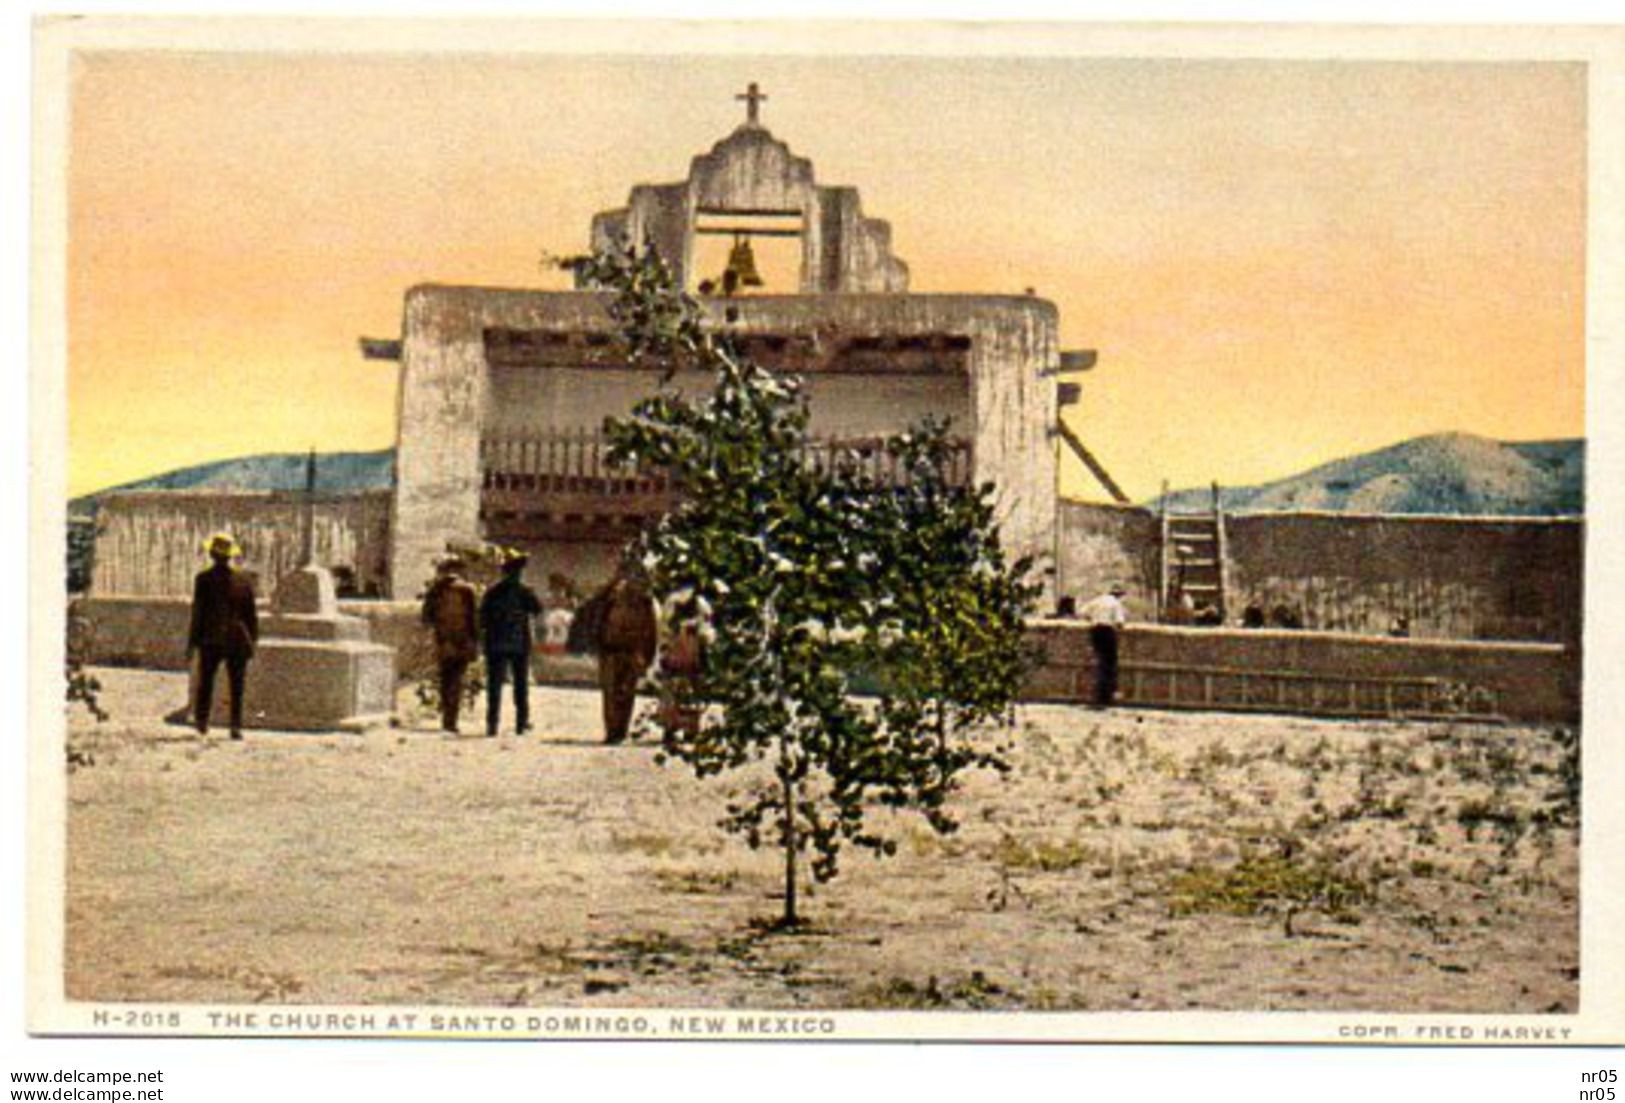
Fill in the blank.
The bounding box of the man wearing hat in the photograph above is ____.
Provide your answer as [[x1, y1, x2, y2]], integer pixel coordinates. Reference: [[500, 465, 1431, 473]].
[[593, 559, 658, 744], [1079, 583, 1129, 708], [421, 555, 479, 734], [187, 533, 259, 738], [479, 548, 542, 736]]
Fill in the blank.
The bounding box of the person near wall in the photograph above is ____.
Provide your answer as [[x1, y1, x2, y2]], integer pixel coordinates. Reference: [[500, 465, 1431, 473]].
[[421, 555, 479, 734], [1270, 603, 1304, 630], [187, 532, 259, 739], [541, 600, 575, 657], [657, 604, 706, 739], [480, 548, 543, 737], [594, 563, 659, 744], [1079, 582, 1129, 708]]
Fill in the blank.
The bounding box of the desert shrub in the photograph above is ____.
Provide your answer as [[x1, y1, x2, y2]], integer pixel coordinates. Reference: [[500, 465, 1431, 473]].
[[568, 242, 1035, 928], [65, 605, 108, 723], [1168, 850, 1373, 936]]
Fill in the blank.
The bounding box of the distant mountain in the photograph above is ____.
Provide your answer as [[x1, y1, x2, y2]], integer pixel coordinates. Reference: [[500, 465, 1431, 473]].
[[1148, 433, 1583, 517], [70, 449, 396, 516]]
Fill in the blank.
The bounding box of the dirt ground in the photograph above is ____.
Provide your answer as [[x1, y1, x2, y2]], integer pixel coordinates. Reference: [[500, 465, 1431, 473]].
[[62, 667, 1578, 1013]]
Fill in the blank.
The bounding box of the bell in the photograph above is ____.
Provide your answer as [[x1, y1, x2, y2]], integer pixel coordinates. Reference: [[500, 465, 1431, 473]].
[[725, 234, 765, 289]]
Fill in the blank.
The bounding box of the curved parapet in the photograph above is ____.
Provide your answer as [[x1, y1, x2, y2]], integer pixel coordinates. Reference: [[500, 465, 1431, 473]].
[[584, 123, 910, 294]]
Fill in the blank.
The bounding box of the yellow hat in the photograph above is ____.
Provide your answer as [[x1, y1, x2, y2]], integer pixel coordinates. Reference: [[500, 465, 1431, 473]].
[[205, 532, 240, 559]]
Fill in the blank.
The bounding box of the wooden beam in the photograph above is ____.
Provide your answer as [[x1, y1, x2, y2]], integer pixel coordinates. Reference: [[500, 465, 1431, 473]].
[[1056, 419, 1130, 504], [358, 337, 402, 361]]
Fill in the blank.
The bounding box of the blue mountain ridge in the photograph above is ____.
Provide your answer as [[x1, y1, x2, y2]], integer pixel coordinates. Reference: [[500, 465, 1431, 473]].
[[1146, 433, 1583, 516], [70, 449, 396, 516], [73, 432, 1584, 519]]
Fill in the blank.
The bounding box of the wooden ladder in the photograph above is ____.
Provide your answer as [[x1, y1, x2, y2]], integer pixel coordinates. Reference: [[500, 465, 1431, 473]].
[[1160, 481, 1229, 624]]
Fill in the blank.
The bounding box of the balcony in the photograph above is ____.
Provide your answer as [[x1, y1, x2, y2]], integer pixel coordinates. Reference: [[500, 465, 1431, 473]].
[[479, 428, 972, 543]]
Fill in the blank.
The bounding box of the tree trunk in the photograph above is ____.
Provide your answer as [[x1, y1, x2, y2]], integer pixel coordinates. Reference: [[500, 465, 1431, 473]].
[[781, 770, 798, 926]]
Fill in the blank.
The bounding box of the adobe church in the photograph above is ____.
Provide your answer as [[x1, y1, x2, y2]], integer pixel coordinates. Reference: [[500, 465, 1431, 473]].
[[362, 85, 1081, 599], [77, 86, 1581, 724]]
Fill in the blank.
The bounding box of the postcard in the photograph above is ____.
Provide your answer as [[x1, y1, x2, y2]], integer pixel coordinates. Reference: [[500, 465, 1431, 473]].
[[29, 16, 1625, 1045]]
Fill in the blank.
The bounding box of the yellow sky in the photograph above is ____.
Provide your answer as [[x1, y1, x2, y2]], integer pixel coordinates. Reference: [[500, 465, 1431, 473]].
[[66, 53, 1585, 501]]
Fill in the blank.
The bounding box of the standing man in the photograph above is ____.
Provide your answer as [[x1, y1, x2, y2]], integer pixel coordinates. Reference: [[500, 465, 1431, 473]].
[[1079, 582, 1129, 708], [187, 532, 258, 739], [480, 548, 542, 737], [594, 562, 658, 744], [421, 555, 479, 734]]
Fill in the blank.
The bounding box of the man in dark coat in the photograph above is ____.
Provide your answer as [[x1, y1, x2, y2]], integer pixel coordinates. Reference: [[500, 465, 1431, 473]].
[[421, 555, 479, 734], [187, 532, 259, 739], [594, 564, 658, 744], [480, 548, 542, 737], [1079, 582, 1128, 708]]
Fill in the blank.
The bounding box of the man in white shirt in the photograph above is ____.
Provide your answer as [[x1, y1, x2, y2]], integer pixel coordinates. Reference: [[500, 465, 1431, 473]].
[[1079, 583, 1128, 707]]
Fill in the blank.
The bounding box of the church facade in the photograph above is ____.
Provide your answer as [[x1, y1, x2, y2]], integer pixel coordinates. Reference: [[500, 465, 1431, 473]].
[[368, 92, 1067, 599]]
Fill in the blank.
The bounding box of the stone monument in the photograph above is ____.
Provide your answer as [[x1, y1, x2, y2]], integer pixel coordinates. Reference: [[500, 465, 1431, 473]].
[[188, 452, 397, 732]]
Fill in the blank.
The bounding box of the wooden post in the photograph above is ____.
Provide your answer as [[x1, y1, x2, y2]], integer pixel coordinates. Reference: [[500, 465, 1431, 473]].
[[1157, 479, 1171, 624], [299, 448, 317, 567], [1214, 481, 1231, 624]]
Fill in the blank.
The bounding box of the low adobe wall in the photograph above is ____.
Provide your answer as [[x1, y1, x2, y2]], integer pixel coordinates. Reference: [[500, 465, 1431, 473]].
[[1025, 621, 1579, 724], [72, 596, 596, 688], [73, 599, 1580, 725], [89, 489, 392, 599], [71, 596, 195, 671]]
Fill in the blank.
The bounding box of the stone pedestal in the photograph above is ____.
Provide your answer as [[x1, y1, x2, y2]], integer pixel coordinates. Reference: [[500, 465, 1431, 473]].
[[181, 565, 396, 733]]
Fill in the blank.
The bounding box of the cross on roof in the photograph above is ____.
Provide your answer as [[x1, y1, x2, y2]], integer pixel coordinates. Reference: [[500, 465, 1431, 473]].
[[736, 81, 767, 126]]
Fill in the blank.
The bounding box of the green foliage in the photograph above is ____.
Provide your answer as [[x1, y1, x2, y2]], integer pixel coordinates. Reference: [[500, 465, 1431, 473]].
[[67, 517, 97, 595], [565, 243, 1037, 924], [412, 655, 485, 717], [1168, 851, 1373, 935], [852, 970, 1013, 1010], [993, 834, 1099, 874], [1539, 725, 1581, 833], [65, 605, 109, 723]]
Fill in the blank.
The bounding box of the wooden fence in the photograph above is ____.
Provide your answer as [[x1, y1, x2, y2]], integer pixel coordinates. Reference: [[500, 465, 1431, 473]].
[[480, 429, 973, 492]]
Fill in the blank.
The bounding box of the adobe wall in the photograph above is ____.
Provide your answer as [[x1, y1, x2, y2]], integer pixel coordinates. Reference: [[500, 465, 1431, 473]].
[[485, 365, 971, 442], [393, 287, 1058, 600], [71, 596, 195, 670], [75, 595, 1577, 725], [1053, 500, 1162, 620], [1026, 621, 1579, 724], [74, 596, 596, 689], [1226, 512, 1583, 644], [1056, 501, 1583, 644], [90, 490, 392, 598], [589, 124, 908, 293]]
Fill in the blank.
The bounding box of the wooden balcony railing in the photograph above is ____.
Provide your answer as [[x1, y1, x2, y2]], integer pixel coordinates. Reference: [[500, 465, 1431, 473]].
[[479, 429, 973, 495]]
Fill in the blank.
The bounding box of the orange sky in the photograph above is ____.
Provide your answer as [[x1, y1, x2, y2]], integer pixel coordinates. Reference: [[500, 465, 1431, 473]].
[[66, 53, 1585, 501]]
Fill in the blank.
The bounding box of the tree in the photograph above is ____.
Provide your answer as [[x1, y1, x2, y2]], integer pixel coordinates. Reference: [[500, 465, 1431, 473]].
[[564, 244, 1037, 927]]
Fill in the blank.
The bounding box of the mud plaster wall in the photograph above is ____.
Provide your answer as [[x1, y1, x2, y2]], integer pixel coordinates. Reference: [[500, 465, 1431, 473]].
[[589, 125, 908, 294], [1025, 621, 1578, 724], [76, 596, 593, 689], [1225, 512, 1583, 645], [1058, 501, 1583, 644], [485, 366, 970, 440], [394, 287, 1057, 600], [74, 596, 1576, 725], [1053, 501, 1162, 619], [90, 491, 392, 598]]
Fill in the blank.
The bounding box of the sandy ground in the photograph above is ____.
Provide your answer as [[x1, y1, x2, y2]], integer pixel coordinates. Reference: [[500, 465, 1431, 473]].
[[63, 667, 1578, 1012]]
